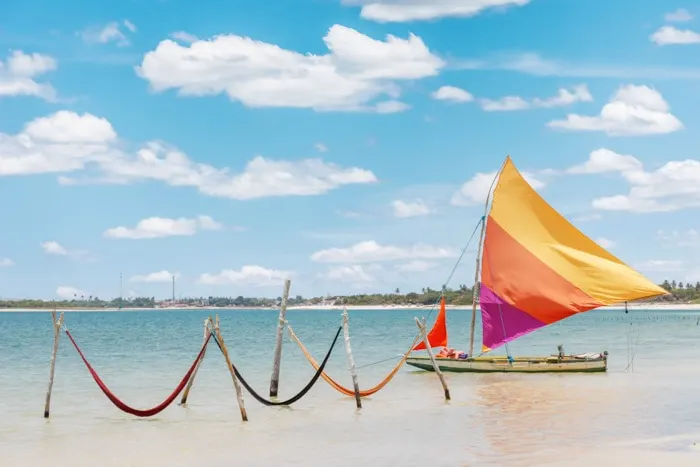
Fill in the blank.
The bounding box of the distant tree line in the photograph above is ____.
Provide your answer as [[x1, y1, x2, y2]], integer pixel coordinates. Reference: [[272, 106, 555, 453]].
[[0, 281, 696, 309]]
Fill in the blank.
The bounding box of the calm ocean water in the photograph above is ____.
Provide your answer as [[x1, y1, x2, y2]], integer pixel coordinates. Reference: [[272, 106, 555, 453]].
[[1, 307, 700, 466]]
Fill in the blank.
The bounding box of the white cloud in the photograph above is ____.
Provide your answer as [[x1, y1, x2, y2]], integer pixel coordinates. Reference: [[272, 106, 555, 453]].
[[81, 21, 136, 47], [566, 148, 643, 174], [0, 50, 57, 101], [170, 31, 198, 43], [431, 85, 473, 103], [41, 241, 69, 255], [325, 264, 376, 284], [374, 100, 411, 113], [395, 260, 438, 272], [341, 0, 530, 22], [0, 258, 14, 267], [311, 240, 455, 263], [0, 111, 115, 176], [40, 241, 92, 261], [136, 24, 444, 112], [198, 265, 290, 286], [547, 84, 683, 136], [451, 169, 545, 206], [568, 149, 700, 212], [480, 95, 529, 111], [651, 26, 700, 45], [391, 199, 431, 218], [595, 237, 615, 249], [130, 270, 180, 283], [479, 84, 592, 112], [657, 229, 700, 247], [104, 215, 222, 239], [637, 260, 685, 272], [665, 8, 693, 22], [314, 142, 329, 153], [56, 286, 87, 299], [2, 111, 377, 199]]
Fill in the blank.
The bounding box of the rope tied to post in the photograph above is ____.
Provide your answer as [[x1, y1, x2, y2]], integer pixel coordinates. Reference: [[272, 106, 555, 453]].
[[64, 327, 211, 417]]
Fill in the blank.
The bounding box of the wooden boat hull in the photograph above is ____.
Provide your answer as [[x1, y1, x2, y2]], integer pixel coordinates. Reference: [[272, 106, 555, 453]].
[[405, 353, 607, 373]]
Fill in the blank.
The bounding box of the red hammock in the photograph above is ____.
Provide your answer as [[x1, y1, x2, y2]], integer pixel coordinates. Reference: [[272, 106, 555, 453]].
[[65, 329, 211, 417]]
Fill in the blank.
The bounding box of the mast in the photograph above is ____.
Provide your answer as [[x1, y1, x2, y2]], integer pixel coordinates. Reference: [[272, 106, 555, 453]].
[[468, 156, 508, 357]]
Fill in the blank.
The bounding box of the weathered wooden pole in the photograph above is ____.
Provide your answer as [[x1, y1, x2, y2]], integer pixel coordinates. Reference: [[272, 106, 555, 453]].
[[214, 315, 248, 422], [342, 307, 362, 409], [415, 317, 450, 401], [44, 309, 64, 418], [180, 318, 211, 405], [269, 278, 291, 398]]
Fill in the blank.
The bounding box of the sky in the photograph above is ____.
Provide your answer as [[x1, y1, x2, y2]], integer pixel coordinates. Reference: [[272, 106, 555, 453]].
[[2, 0, 700, 301]]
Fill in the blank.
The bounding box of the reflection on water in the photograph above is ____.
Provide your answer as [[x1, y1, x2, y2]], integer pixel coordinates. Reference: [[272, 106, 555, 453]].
[[1, 308, 700, 466]]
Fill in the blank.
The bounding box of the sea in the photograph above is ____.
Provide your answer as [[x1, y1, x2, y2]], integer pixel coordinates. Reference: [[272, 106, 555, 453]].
[[1, 307, 700, 467]]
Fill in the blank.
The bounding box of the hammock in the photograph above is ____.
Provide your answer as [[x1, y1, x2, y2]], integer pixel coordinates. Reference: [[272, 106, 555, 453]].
[[65, 329, 211, 417], [287, 324, 420, 397], [211, 326, 342, 406]]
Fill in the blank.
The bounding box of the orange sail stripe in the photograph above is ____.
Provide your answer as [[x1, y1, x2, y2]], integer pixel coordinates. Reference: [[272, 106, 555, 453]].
[[481, 216, 602, 325], [413, 296, 448, 350]]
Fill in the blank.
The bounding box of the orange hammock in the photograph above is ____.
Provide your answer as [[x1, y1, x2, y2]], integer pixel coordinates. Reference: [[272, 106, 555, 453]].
[[287, 324, 421, 397]]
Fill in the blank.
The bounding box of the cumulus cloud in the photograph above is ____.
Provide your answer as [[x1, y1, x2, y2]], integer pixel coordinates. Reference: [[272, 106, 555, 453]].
[[480, 84, 591, 111], [0, 258, 14, 267], [325, 264, 377, 284], [431, 85, 473, 103], [130, 270, 180, 282], [1, 111, 377, 199], [0, 50, 57, 101], [311, 240, 455, 263], [391, 199, 431, 218], [198, 265, 290, 287], [547, 84, 683, 136], [104, 215, 222, 239], [451, 168, 545, 206], [341, 0, 530, 22], [136, 24, 444, 112], [650, 26, 700, 45], [568, 149, 700, 213], [40, 240, 93, 261]]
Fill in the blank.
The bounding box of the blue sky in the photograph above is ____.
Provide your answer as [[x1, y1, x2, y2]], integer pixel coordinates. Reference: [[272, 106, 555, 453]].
[[2, 0, 700, 300]]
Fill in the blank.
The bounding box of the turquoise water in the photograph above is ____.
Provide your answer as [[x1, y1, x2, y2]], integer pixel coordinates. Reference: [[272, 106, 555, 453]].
[[2, 308, 700, 466]]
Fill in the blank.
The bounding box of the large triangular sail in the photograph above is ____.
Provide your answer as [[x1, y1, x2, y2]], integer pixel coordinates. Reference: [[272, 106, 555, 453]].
[[478, 156, 668, 353]]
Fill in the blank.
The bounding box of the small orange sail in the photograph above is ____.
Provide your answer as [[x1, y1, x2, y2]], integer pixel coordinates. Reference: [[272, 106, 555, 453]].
[[413, 296, 448, 350]]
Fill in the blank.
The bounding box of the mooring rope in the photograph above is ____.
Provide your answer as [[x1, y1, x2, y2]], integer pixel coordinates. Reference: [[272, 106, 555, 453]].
[[288, 324, 421, 397], [211, 326, 342, 406], [64, 327, 211, 417]]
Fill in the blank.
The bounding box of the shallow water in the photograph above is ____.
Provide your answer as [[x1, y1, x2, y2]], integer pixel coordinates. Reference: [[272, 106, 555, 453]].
[[1, 308, 700, 466]]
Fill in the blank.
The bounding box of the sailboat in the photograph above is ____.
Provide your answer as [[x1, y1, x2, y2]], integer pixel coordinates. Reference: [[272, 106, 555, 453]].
[[406, 156, 668, 373]]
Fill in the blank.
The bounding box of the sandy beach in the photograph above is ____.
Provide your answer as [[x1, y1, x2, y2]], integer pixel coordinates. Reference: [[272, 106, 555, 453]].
[[2, 302, 699, 312]]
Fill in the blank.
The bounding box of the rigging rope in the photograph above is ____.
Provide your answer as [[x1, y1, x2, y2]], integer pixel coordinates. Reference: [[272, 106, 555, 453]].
[[64, 328, 211, 417], [210, 326, 342, 406], [287, 323, 421, 397]]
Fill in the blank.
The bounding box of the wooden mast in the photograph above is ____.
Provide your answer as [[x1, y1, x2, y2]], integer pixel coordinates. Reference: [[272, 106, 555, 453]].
[[468, 156, 507, 357]]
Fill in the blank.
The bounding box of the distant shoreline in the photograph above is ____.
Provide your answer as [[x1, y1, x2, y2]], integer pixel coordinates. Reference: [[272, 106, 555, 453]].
[[2, 303, 700, 312]]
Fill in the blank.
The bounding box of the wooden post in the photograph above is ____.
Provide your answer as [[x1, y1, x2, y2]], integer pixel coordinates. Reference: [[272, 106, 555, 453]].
[[180, 318, 211, 405], [269, 278, 291, 398], [214, 315, 248, 422], [342, 307, 362, 409], [415, 317, 450, 401], [44, 309, 64, 418]]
